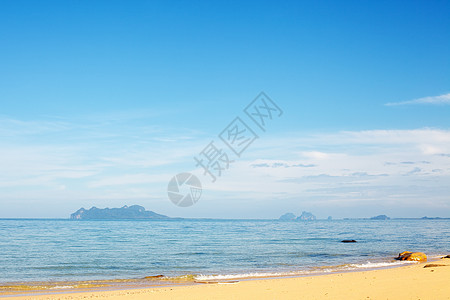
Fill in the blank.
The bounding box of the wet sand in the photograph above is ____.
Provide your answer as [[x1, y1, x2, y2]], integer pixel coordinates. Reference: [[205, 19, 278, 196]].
[[4, 257, 450, 300]]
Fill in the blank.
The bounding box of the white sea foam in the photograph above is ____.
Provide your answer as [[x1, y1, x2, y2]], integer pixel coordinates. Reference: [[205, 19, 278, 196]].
[[346, 260, 417, 269], [195, 272, 302, 281], [194, 260, 416, 281], [429, 254, 448, 259], [49, 285, 75, 289]]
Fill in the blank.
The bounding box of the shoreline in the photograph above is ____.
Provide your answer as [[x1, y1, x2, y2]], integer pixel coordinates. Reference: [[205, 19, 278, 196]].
[[2, 256, 449, 299], [0, 258, 419, 295]]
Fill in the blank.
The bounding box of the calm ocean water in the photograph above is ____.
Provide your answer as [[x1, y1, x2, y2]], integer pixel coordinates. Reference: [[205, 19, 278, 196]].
[[0, 219, 449, 283]]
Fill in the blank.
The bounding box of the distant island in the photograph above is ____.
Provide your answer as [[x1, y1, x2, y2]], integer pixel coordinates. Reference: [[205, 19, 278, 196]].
[[421, 216, 448, 220], [279, 211, 316, 221], [370, 215, 390, 220], [68, 206, 448, 220], [70, 205, 169, 220], [279, 213, 296, 220]]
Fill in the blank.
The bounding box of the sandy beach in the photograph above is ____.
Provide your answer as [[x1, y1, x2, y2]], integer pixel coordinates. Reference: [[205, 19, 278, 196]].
[[6, 256, 450, 300]]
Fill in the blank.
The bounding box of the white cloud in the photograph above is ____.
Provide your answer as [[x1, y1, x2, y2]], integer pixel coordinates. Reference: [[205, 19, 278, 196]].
[[385, 93, 450, 106], [193, 129, 450, 215], [88, 173, 172, 188], [301, 151, 331, 159], [1, 112, 450, 217], [0, 117, 71, 136]]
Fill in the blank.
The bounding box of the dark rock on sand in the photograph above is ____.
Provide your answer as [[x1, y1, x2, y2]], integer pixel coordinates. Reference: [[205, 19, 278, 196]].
[[442, 255, 450, 259], [423, 264, 446, 268], [395, 251, 427, 262], [341, 240, 357, 243], [144, 275, 164, 279], [195, 280, 239, 284]]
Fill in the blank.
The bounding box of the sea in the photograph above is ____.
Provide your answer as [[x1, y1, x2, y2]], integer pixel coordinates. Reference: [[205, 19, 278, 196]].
[[0, 218, 449, 285]]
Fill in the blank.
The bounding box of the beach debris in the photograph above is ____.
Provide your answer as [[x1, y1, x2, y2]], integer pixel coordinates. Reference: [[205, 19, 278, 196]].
[[423, 264, 447, 268], [341, 240, 357, 243], [144, 275, 164, 279], [195, 280, 239, 284], [395, 251, 427, 262], [218, 281, 239, 284], [441, 255, 450, 259]]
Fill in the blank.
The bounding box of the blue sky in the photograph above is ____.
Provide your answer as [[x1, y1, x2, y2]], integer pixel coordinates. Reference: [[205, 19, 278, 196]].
[[0, 0, 449, 218]]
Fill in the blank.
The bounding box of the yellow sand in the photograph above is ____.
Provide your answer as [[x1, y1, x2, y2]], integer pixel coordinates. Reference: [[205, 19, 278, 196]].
[[9, 258, 450, 300]]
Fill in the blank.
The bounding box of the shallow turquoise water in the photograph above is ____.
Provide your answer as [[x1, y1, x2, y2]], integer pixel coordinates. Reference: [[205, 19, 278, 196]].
[[0, 219, 449, 282]]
